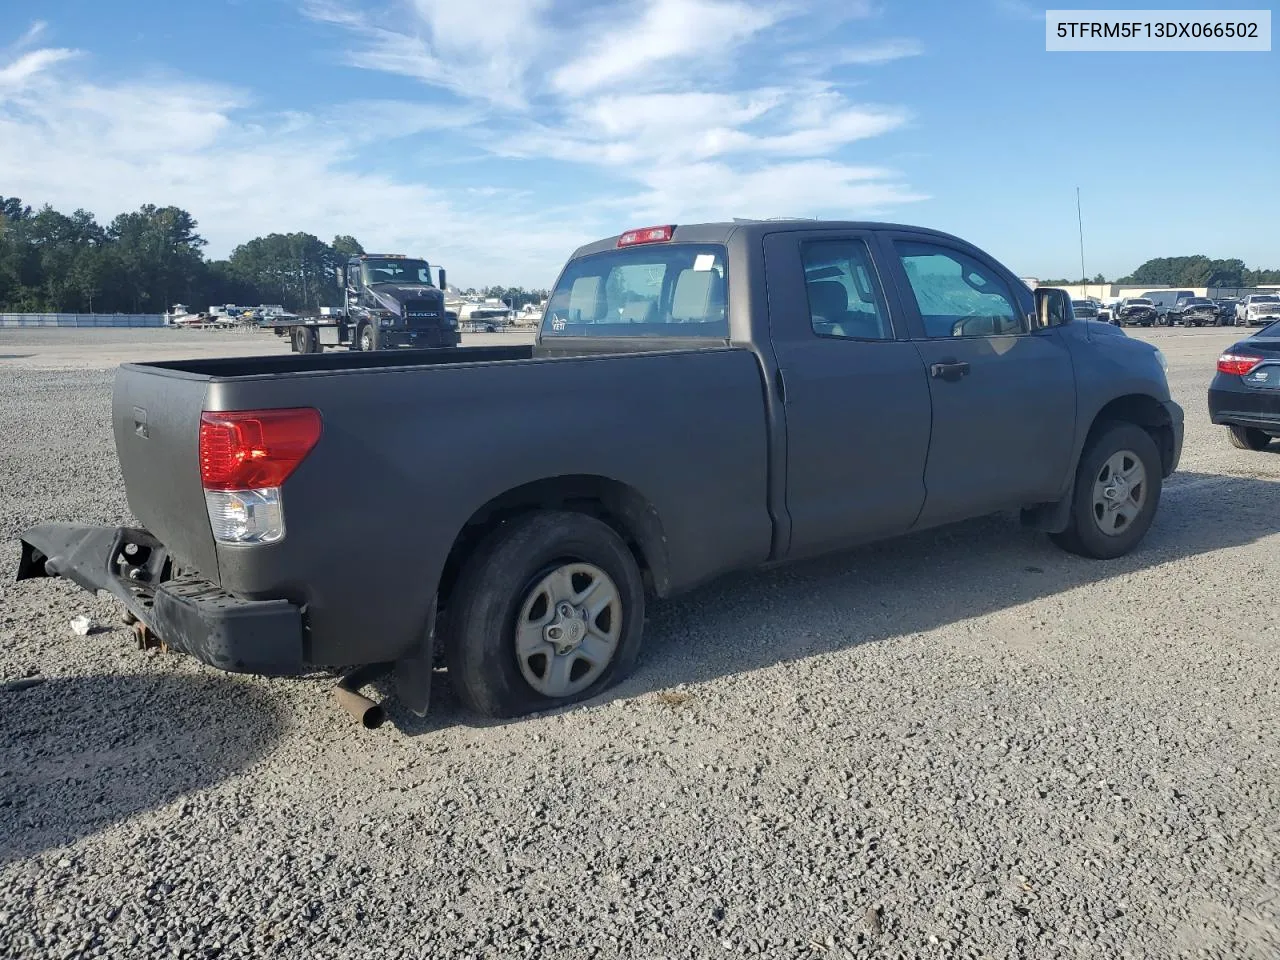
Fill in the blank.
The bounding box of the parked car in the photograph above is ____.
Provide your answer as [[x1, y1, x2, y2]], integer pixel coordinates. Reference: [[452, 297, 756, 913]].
[[16, 219, 1184, 722], [1071, 299, 1101, 321], [1114, 297, 1158, 327], [1141, 290, 1196, 325], [1214, 298, 1239, 325], [1208, 319, 1280, 450], [1237, 294, 1280, 327], [1166, 297, 1219, 327]]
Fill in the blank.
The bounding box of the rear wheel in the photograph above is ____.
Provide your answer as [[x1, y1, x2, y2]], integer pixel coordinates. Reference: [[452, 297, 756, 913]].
[[1228, 425, 1272, 451], [1050, 422, 1162, 560], [292, 326, 320, 354], [443, 511, 646, 718]]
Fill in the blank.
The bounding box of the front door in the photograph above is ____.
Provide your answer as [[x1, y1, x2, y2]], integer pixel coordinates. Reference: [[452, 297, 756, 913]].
[[878, 233, 1077, 527], [763, 231, 933, 558]]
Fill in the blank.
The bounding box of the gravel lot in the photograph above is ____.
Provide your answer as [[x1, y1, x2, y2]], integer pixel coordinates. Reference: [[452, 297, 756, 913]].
[[1, 326, 1276, 959]]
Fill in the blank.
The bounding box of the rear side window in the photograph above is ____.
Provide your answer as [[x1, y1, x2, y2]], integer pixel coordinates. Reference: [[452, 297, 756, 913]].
[[801, 240, 892, 340], [543, 244, 728, 338]]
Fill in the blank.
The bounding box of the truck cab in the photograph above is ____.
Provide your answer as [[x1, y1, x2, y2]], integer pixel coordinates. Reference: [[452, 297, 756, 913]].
[[341, 254, 458, 351]]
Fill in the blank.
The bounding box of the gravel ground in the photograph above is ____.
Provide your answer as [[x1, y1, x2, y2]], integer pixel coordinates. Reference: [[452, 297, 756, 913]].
[[0, 327, 1276, 960]]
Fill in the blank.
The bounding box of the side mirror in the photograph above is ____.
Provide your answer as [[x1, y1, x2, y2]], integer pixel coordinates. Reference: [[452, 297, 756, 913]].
[[335, 266, 345, 287], [437, 267, 447, 291], [1035, 287, 1072, 328]]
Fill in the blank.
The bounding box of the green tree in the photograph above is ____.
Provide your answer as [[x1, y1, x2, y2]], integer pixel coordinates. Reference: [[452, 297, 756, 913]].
[[331, 234, 365, 259], [108, 204, 207, 311], [228, 232, 345, 310]]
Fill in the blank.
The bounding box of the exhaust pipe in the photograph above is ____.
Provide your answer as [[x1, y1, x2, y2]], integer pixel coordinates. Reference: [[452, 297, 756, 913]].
[[334, 665, 388, 729]]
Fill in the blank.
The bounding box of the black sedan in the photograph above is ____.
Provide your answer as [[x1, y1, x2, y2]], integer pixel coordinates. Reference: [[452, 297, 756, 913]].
[[1208, 320, 1280, 450]]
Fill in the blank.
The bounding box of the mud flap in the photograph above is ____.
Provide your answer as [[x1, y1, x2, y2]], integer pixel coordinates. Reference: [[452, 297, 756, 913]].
[[394, 594, 436, 717], [1020, 477, 1075, 534]]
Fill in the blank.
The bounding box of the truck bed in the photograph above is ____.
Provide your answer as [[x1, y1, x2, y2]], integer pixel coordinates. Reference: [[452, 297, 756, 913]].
[[143, 344, 534, 378], [110, 342, 775, 668]]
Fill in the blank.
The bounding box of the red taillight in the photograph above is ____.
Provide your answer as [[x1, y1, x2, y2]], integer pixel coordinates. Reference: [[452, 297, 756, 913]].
[[617, 224, 675, 247], [1217, 353, 1264, 376], [199, 408, 322, 490]]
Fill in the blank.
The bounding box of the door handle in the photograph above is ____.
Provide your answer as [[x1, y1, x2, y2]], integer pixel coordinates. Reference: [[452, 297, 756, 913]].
[[930, 359, 971, 382]]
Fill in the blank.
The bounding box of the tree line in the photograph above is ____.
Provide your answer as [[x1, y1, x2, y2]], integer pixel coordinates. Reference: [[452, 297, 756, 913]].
[[0, 196, 546, 314], [1041, 255, 1280, 288]]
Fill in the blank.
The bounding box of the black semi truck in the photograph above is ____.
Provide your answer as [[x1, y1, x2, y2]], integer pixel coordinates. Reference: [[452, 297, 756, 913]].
[[266, 253, 459, 353]]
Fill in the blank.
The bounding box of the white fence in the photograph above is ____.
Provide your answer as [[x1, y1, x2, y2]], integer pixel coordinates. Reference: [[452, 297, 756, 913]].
[[0, 313, 166, 328]]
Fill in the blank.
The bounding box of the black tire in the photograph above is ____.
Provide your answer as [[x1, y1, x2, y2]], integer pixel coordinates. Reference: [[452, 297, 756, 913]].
[[1228, 425, 1272, 451], [357, 322, 379, 352], [443, 511, 647, 718], [1050, 422, 1162, 560], [292, 326, 320, 354]]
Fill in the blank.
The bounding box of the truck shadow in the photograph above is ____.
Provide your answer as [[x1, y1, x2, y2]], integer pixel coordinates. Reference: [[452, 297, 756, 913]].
[[395, 470, 1280, 733], [0, 673, 285, 866]]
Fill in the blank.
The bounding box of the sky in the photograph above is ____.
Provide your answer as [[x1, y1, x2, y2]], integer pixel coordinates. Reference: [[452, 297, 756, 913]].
[[0, 0, 1276, 288]]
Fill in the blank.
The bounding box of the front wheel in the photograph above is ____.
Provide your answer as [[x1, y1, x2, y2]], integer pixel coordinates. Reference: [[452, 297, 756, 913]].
[[1050, 422, 1162, 560], [357, 322, 379, 352], [443, 511, 647, 718], [1228, 425, 1272, 451]]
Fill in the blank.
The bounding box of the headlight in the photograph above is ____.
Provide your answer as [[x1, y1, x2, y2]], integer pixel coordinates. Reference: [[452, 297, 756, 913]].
[[380, 315, 394, 327], [1153, 348, 1168, 374]]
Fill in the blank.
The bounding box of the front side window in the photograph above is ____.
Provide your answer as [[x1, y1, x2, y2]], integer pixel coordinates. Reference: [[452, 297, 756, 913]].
[[896, 241, 1025, 338], [543, 244, 728, 338], [801, 240, 892, 340]]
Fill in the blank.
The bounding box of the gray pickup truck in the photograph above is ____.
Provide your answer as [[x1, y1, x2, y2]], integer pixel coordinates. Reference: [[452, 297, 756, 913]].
[[17, 220, 1183, 723]]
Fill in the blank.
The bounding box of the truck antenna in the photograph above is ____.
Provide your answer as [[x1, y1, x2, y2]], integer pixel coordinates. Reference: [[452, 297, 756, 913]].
[[1076, 186, 1087, 296]]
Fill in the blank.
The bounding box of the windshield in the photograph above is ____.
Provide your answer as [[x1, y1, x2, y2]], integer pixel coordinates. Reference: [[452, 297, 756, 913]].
[[1186, 298, 1213, 306], [360, 258, 432, 285], [1130, 299, 1154, 306], [542, 244, 728, 338], [1254, 295, 1280, 304]]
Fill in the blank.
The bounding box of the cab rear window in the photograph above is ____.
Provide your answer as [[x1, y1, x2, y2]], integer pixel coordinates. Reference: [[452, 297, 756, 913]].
[[542, 245, 728, 338]]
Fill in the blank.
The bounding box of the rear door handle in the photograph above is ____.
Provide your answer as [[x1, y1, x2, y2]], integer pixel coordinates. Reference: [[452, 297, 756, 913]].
[[930, 359, 971, 382]]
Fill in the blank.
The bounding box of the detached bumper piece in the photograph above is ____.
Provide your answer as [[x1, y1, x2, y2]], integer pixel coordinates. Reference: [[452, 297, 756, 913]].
[[17, 523, 305, 676]]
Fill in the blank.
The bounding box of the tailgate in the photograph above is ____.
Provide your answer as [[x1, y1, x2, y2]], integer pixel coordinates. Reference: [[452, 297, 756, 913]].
[[111, 364, 219, 581]]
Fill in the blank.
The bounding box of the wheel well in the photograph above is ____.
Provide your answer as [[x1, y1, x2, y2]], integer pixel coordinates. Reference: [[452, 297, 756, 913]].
[[437, 476, 669, 612], [1087, 394, 1175, 476]]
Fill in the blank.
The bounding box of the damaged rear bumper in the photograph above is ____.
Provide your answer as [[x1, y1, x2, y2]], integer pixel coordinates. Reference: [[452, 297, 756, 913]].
[[17, 523, 306, 676]]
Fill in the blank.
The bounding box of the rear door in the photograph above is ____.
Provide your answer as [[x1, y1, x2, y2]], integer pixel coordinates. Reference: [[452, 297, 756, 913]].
[[763, 230, 932, 558], [876, 231, 1077, 526]]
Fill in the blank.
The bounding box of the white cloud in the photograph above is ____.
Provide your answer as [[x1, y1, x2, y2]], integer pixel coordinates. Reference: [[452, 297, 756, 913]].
[[0, 47, 77, 91], [2, 3, 928, 286], [0, 42, 590, 287], [9, 20, 49, 52], [303, 0, 550, 109], [550, 0, 781, 94], [303, 0, 926, 227], [623, 159, 927, 224], [834, 38, 924, 64]]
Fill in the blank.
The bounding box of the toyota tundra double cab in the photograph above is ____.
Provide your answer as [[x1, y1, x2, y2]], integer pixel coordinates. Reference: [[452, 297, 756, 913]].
[[17, 220, 1184, 722]]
